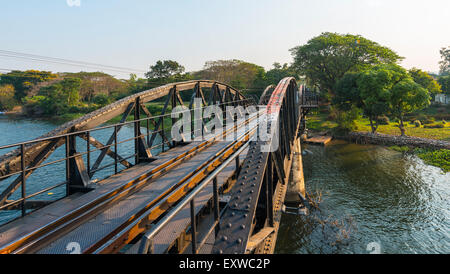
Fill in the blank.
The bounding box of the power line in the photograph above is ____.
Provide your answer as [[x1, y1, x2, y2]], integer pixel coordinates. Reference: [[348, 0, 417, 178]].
[[0, 53, 144, 75], [0, 49, 147, 75]]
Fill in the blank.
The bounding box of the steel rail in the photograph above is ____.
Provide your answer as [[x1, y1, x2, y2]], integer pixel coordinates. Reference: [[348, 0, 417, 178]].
[[90, 123, 258, 254], [211, 77, 300, 254], [0, 108, 264, 254], [137, 141, 250, 254], [0, 98, 253, 210]]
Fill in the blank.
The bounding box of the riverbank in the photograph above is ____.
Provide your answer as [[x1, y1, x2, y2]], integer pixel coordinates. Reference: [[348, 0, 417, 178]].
[[347, 131, 450, 150], [0, 102, 168, 124], [307, 111, 450, 141], [304, 130, 450, 173]]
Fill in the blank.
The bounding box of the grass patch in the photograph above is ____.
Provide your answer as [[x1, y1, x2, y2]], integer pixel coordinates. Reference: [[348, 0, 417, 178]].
[[306, 112, 338, 132], [354, 118, 450, 141], [389, 146, 411, 153], [307, 110, 450, 141], [414, 148, 450, 173]]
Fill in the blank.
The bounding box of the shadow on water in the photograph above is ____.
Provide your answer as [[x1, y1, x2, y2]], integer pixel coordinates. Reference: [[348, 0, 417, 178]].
[[276, 140, 450, 254]]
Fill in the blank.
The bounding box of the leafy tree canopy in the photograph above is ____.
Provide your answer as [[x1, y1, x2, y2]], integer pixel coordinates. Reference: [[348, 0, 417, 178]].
[[0, 70, 57, 100], [409, 68, 441, 94], [334, 64, 430, 135], [62, 71, 128, 102], [290, 32, 403, 96], [439, 46, 450, 75], [265, 63, 298, 86], [145, 60, 186, 80], [193, 60, 267, 97], [0, 84, 16, 110], [438, 75, 450, 93]]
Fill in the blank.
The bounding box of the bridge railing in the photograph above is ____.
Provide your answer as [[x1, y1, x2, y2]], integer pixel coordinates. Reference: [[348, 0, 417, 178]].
[[0, 97, 256, 225], [138, 141, 251, 254], [300, 87, 319, 108]]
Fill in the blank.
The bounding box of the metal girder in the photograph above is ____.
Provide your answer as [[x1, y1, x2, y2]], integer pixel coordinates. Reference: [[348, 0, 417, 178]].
[[134, 97, 153, 163], [0, 80, 245, 179], [68, 154, 91, 194], [212, 77, 301, 254], [148, 88, 174, 149], [259, 85, 275, 105], [0, 139, 61, 206], [212, 141, 269, 254], [78, 134, 132, 169], [89, 102, 135, 177]]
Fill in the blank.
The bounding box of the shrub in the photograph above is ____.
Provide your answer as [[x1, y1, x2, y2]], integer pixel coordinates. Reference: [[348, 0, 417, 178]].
[[0, 84, 17, 111], [417, 114, 427, 123], [389, 146, 410, 153], [414, 149, 450, 173], [327, 107, 338, 121], [423, 117, 436, 125], [93, 94, 111, 106], [424, 123, 444, 129], [335, 107, 360, 133], [414, 120, 422, 127]]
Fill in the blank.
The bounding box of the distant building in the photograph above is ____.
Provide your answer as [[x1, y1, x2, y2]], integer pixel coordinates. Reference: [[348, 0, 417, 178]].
[[435, 93, 450, 104]]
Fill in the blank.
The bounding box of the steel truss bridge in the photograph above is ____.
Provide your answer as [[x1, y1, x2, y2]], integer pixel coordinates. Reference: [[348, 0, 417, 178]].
[[0, 77, 317, 254]]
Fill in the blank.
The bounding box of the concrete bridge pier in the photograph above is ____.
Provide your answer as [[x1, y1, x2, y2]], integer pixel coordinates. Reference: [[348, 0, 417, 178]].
[[285, 137, 306, 204]]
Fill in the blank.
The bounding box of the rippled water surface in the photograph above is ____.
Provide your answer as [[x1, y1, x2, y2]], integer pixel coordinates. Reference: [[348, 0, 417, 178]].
[[276, 140, 450, 254]]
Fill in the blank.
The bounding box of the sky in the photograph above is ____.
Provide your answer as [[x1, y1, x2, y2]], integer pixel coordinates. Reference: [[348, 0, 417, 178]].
[[0, 0, 449, 78]]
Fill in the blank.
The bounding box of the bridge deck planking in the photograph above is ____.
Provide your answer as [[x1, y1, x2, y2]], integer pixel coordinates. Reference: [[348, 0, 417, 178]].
[[35, 140, 235, 254], [0, 142, 205, 250], [125, 149, 248, 254]]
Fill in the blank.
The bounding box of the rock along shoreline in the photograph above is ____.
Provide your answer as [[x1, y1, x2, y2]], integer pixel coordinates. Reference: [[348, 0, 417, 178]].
[[345, 131, 450, 150]]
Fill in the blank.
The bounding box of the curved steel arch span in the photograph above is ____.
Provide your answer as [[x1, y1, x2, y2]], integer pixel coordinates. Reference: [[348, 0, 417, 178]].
[[0, 80, 251, 206], [212, 77, 305, 254], [0, 77, 319, 254]]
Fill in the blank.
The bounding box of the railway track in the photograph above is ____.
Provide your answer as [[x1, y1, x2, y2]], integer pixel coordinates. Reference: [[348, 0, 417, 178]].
[[0, 109, 264, 254]]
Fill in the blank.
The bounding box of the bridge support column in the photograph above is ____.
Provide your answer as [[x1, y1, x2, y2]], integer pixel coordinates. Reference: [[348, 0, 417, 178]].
[[285, 137, 306, 203]]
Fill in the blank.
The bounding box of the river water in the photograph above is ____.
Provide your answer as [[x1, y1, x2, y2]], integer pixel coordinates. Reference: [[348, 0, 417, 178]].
[[276, 140, 450, 254], [0, 116, 449, 253]]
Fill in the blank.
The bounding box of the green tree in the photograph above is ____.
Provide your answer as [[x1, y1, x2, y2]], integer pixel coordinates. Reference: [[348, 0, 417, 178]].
[[290, 32, 403, 97], [64, 72, 128, 102], [60, 77, 81, 106], [0, 84, 17, 111], [146, 60, 185, 79], [0, 70, 57, 100], [36, 84, 68, 115], [335, 67, 392, 133], [145, 60, 187, 87], [265, 63, 297, 85], [439, 46, 450, 75], [335, 64, 431, 135], [93, 93, 111, 106], [334, 72, 361, 112], [409, 68, 442, 95], [127, 73, 149, 95], [390, 78, 430, 136], [193, 59, 267, 97], [438, 75, 450, 93]]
